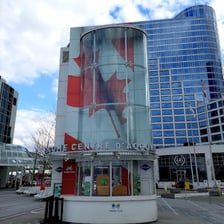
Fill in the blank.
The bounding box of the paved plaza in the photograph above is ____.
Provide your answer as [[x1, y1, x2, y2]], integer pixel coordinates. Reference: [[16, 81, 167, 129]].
[[0, 189, 224, 224]]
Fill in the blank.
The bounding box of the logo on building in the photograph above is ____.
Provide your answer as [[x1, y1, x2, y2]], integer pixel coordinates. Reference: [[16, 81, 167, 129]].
[[140, 164, 151, 171], [109, 202, 123, 212], [174, 155, 185, 166]]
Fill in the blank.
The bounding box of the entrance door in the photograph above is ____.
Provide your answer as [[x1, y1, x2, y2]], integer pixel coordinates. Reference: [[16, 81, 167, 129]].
[[176, 170, 186, 188]]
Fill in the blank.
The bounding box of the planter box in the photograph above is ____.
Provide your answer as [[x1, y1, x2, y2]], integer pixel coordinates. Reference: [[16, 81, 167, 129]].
[[96, 186, 110, 196], [197, 188, 208, 193], [209, 190, 222, 197]]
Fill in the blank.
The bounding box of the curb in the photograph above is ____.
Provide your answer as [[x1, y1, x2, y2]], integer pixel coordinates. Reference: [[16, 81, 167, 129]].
[[160, 191, 222, 199]]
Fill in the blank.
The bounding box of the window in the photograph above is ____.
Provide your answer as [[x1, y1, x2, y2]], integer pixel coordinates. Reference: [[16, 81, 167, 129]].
[[62, 51, 69, 63], [76, 159, 155, 196], [13, 97, 17, 106]]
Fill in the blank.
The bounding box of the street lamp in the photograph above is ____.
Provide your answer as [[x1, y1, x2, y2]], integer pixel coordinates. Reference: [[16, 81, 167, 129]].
[[189, 105, 199, 188], [204, 102, 217, 188], [201, 79, 217, 188]]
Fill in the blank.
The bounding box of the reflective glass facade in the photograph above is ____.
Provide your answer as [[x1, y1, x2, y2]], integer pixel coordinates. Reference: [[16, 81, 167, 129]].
[[198, 99, 224, 143], [134, 5, 224, 147], [78, 26, 151, 148], [159, 153, 207, 182], [0, 143, 33, 167], [0, 76, 18, 144]]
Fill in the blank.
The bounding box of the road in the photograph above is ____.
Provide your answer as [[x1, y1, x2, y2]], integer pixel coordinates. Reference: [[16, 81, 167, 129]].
[[0, 189, 224, 224]]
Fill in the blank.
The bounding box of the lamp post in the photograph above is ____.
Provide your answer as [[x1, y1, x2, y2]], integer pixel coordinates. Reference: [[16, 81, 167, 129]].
[[204, 101, 217, 188], [201, 80, 217, 188], [189, 106, 200, 188], [189, 147, 195, 187]]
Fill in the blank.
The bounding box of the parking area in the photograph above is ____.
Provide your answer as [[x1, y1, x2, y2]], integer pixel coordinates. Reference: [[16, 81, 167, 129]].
[[1, 189, 224, 224], [157, 194, 224, 224], [0, 189, 45, 224]]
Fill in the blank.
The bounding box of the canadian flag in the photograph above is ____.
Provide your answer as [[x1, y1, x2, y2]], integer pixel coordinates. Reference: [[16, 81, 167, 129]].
[[64, 31, 135, 151]]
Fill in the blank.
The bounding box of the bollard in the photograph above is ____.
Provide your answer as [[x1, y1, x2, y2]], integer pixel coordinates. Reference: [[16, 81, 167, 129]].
[[60, 198, 64, 222], [44, 195, 54, 222], [54, 197, 59, 222], [42, 196, 64, 224]]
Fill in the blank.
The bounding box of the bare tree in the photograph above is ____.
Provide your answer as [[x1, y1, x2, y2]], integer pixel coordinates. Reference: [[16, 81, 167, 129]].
[[31, 112, 55, 185]]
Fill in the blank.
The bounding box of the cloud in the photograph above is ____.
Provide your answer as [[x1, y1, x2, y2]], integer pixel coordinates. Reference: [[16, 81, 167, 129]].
[[13, 110, 45, 148], [51, 78, 58, 95], [13, 109, 55, 150], [37, 93, 46, 99]]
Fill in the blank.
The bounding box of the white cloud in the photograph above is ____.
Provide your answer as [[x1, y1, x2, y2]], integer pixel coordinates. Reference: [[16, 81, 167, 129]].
[[51, 78, 58, 95], [13, 110, 44, 148], [13, 109, 55, 150], [37, 93, 46, 99]]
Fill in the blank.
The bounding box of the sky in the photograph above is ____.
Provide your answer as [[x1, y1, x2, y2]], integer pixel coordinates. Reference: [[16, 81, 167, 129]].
[[1, 0, 224, 151]]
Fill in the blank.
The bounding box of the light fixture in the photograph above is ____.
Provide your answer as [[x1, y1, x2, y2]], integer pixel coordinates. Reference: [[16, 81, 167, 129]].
[[90, 152, 97, 160], [114, 151, 121, 159]]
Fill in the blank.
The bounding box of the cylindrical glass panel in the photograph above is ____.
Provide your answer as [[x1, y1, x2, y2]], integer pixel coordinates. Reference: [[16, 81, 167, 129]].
[[79, 26, 151, 150]]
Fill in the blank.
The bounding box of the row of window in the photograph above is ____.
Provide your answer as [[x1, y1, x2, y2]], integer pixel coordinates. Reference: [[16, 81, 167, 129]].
[[149, 57, 220, 67], [148, 23, 215, 35], [150, 61, 220, 72], [0, 158, 33, 165], [153, 127, 224, 139], [153, 137, 200, 145], [149, 37, 217, 49], [150, 79, 220, 88], [151, 112, 224, 127], [146, 22, 216, 33], [143, 19, 215, 34], [150, 48, 219, 59], [152, 129, 224, 146], [153, 130, 199, 138], [151, 106, 195, 112], [152, 127, 224, 146], [150, 95, 196, 101], [152, 120, 197, 127]]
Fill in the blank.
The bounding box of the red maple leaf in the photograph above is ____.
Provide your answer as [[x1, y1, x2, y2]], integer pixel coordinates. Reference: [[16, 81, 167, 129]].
[[77, 47, 130, 124], [103, 71, 130, 124]]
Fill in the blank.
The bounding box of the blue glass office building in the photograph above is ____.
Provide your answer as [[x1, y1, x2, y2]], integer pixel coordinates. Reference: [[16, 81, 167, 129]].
[[134, 5, 224, 148]]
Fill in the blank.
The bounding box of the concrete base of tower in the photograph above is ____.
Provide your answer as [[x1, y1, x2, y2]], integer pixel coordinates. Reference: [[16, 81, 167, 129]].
[[61, 194, 158, 224]]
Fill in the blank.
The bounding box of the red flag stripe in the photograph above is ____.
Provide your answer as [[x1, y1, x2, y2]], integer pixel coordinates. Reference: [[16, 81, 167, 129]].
[[67, 75, 81, 107]]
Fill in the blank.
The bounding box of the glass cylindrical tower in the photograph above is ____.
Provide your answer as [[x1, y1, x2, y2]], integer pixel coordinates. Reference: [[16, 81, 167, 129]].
[[79, 26, 151, 150]]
